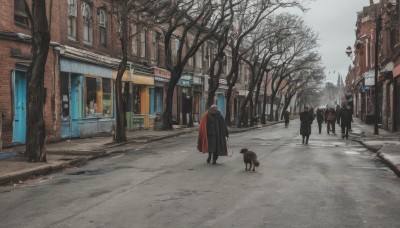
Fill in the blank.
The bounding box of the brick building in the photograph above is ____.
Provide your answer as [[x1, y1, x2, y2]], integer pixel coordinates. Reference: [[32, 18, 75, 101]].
[[346, 0, 400, 132]]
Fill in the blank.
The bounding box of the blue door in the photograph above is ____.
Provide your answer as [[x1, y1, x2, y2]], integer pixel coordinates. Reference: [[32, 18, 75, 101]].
[[217, 93, 225, 118], [70, 75, 83, 138], [12, 71, 27, 144]]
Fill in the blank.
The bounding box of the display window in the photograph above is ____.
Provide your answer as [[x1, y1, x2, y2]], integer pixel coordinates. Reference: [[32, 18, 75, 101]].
[[85, 77, 113, 117]]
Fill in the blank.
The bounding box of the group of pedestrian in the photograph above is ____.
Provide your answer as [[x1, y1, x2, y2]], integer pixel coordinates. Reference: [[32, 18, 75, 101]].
[[196, 103, 354, 163], [299, 105, 353, 145]]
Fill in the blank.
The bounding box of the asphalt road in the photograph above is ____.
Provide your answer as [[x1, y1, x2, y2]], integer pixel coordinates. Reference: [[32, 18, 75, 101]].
[[1, 119, 400, 228]]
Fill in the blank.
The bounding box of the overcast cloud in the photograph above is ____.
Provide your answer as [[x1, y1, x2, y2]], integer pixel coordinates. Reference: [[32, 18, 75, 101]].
[[292, 0, 374, 84]]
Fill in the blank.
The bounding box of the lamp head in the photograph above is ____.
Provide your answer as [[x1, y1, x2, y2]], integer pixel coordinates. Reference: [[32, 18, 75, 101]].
[[345, 46, 352, 57]]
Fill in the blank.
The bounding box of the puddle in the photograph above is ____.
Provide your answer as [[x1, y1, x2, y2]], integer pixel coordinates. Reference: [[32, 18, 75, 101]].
[[343, 150, 361, 155], [68, 169, 110, 176]]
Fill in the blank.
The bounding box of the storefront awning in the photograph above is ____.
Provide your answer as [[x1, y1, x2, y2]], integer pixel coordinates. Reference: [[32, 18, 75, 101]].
[[60, 58, 113, 78]]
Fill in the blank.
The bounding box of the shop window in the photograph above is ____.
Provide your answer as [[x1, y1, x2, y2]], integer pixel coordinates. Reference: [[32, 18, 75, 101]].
[[60, 73, 70, 119], [14, 0, 29, 27], [133, 85, 141, 114], [102, 78, 113, 117], [82, 2, 93, 45], [67, 0, 77, 40], [99, 9, 106, 47]]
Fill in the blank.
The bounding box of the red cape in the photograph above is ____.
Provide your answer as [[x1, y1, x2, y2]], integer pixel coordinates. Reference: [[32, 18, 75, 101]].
[[197, 111, 208, 153]]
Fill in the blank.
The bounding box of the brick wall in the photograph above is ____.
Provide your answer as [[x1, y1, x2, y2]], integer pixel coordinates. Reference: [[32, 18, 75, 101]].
[[0, 0, 62, 147]]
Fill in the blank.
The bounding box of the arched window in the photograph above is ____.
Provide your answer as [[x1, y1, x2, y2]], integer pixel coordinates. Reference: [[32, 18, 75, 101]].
[[67, 0, 77, 39]]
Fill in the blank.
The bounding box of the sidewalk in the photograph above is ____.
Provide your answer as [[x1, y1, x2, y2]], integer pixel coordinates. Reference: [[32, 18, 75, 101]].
[[350, 118, 400, 177], [0, 120, 286, 185]]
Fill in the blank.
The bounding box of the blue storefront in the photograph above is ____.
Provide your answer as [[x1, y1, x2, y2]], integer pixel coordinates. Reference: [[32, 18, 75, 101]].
[[59, 58, 115, 138]]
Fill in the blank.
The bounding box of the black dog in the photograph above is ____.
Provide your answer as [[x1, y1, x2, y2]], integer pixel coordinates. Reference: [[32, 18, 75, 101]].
[[240, 148, 260, 171]]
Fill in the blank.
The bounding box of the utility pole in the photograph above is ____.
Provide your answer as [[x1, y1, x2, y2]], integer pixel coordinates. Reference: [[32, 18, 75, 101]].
[[374, 12, 381, 135]]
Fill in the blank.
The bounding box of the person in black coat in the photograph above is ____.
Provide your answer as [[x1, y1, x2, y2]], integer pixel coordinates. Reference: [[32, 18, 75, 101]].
[[284, 110, 290, 128], [338, 105, 353, 139], [206, 105, 229, 164], [300, 107, 314, 144], [316, 108, 324, 134]]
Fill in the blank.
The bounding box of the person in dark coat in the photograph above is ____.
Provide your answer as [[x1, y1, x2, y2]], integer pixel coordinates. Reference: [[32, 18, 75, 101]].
[[283, 110, 290, 128], [316, 108, 324, 134], [338, 105, 353, 139], [197, 105, 229, 164], [326, 108, 336, 134], [300, 107, 314, 144]]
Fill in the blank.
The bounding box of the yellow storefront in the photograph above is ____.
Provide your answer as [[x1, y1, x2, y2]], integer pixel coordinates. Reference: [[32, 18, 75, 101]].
[[113, 70, 155, 130]]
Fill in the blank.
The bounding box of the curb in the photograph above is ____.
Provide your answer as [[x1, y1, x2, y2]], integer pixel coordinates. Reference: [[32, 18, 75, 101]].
[[0, 129, 197, 185], [353, 139, 400, 177], [0, 121, 287, 185], [0, 158, 86, 185], [376, 153, 400, 177]]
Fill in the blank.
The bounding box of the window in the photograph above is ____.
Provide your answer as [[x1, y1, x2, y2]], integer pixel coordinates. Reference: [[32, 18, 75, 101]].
[[85, 77, 113, 117], [82, 2, 93, 45], [196, 48, 202, 69], [14, 0, 28, 26], [188, 57, 193, 66], [60, 73, 70, 119], [131, 24, 138, 56], [102, 78, 113, 117], [68, 0, 77, 39], [140, 30, 146, 58], [151, 31, 157, 60], [99, 9, 106, 47]]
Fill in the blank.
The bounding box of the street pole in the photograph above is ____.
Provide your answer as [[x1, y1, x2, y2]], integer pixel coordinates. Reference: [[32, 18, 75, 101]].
[[374, 12, 381, 135]]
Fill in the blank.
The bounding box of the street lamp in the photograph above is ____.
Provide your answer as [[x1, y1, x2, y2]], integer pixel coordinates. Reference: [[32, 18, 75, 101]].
[[345, 46, 352, 57]]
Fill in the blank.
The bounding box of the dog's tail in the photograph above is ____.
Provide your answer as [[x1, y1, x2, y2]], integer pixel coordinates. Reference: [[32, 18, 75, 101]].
[[240, 148, 248, 154], [254, 160, 260, 167]]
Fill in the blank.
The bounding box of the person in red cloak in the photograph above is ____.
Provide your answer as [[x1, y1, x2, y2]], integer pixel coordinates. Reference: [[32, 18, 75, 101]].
[[197, 105, 229, 164]]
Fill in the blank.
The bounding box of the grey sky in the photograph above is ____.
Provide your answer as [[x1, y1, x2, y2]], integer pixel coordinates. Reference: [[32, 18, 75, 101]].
[[295, 0, 373, 84]]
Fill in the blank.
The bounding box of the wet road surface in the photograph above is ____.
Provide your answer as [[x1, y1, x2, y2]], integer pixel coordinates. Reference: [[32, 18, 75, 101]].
[[1, 119, 400, 228]]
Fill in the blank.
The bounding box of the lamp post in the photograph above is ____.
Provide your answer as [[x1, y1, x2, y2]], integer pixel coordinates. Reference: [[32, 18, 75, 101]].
[[373, 12, 381, 135]]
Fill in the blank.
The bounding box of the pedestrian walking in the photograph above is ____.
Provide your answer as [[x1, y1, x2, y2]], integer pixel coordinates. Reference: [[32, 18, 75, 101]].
[[316, 108, 324, 134], [300, 107, 314, 144], [338, 105, 353, 139], [197, 105, 229, 164], [326, 108, 336, 134], [336, 105, 341, 125], [284, 110, 290, 128]]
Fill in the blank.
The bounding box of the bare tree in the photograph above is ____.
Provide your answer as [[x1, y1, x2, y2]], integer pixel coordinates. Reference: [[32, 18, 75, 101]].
[[279, 65, 324, 119], [224, 0, 306, 125], [24, 0, 51, 162], [267, 17, 319, 121], [148, 0, 231, 129], [112, 0, 157, 142]]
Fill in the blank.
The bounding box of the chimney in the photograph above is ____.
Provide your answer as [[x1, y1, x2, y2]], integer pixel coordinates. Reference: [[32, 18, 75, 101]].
[[370, 0, 374, 6]]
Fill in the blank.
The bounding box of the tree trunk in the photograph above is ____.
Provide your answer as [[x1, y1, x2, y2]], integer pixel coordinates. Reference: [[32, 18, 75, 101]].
[[25, 0, 50, 162], [260, 74, 269, 124], [163, 71, 180, 130], [268, 94, 275, 121], [114, 5, 129, 143]]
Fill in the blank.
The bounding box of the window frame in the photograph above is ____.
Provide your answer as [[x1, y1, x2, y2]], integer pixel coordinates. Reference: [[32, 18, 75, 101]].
[[99, 8, 107, 47], [82, 1, 93, 45], [14, 0, 29, 27]]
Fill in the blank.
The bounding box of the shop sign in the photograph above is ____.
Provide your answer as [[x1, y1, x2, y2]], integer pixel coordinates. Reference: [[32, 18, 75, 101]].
[[364, 70, 375, 86], [155, 76, 169, 83], [178, 73, 193, 87]]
